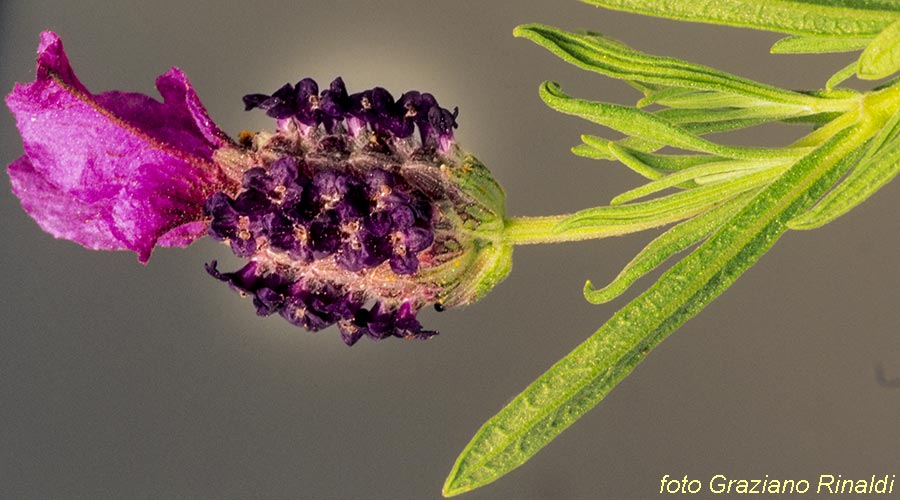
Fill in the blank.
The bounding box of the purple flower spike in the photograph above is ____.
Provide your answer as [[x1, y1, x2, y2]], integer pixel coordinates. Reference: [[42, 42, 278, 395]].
[[6, 32, 237, 262], [7, 31, 512, 346]]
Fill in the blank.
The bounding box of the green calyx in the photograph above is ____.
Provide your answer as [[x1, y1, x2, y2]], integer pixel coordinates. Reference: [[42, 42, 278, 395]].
[[418, 152, 513, 309]]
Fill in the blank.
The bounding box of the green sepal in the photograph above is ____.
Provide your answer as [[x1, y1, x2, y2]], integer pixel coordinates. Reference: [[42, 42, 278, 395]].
[[416, 152, 512, 309]]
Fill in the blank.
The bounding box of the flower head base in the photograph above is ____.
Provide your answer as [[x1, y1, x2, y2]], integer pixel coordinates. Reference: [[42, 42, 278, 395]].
[[205, 78, 511, 344]]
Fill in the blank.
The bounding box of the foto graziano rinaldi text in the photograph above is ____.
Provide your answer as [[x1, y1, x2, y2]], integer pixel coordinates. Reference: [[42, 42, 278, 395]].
[[659, 474, 896, 495]]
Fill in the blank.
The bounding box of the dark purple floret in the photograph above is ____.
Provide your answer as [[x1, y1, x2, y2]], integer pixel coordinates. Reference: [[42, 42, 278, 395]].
[[242, 93, 270, 111], [308, 212, 343, 257], [336, 229, 391, 272], [232, 189, 271, 216], [204, 193, 258, 257], [429, 106, 459, 135], [243, 83, 299, 119], [242, 77, 458, 151], [265, 212, 313, 262], [394, 302, 437, 340], [319, 77, 351, 119], [242, 157, 304, 205]]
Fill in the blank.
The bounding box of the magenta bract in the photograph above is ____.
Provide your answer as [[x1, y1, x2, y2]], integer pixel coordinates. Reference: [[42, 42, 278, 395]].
[[6, 31, 237, 262]]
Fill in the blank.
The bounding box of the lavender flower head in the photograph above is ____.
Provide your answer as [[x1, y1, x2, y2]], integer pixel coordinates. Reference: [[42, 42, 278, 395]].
[[6, 32, 512, 345]]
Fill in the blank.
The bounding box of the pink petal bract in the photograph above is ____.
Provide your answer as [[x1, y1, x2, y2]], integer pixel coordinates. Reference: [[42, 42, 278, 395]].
[[6, 31, 238, 263]]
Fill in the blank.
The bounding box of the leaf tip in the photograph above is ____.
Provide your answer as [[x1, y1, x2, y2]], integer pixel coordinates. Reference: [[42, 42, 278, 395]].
[[513, 23, 551, 41], [442, 463, 475, 497], [583, 279, 598, 298], [441, 481, 461, 497], [785, 216, 821, 230], [538, 80, 565, 105]]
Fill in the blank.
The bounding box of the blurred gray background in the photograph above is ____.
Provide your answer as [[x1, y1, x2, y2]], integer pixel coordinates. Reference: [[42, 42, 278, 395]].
[[2, 1, 900, 499]]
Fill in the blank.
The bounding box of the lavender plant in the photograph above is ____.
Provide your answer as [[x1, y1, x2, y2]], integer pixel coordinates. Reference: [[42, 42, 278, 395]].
[[5, 0, 900, 497]]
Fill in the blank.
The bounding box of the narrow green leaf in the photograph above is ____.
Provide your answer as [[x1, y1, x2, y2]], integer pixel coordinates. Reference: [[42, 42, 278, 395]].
[[610, 159, 786, 205], [789, 109, 900, 229], [787, 0, 900, 11], [655, 107, 808, 135], [782, 111, 845, 126], [540, 81, 806, 160], [443, 124, 865, 497], [604, 141, 667, 180], [571, 142, 613, 160], [515, 24, 827, 108], [584, 190, 756, 304], [579, 0, 899, 36], [859, 15, 900, 79], [647, 90, 788, 109], [682, 118, 786, 136], [583, 138, 734, 179], [636, 86, 694, 107], [826, 62, 859, 90], [771, 35, 871, 54], [614, 146, 725, 171], [556, 167, 779, 233], [694, 170, 767, 186]]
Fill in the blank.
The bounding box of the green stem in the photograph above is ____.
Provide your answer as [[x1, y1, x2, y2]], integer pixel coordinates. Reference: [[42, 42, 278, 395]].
[[501, 211, 697, 245], [501, 215, 568, 245]]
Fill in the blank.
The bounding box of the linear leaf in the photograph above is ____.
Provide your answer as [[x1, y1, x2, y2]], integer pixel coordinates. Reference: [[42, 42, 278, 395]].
[[657, 106, 803, 123], [557, 167, 779, 232], [579, 0, 900, 36], [613, 146, 725, 171], [610, 160, 785, 205], [604, 141, 667, 179], [572, 142, 613, 160], [827, 62, 859, 90], [578, 137, 731, 179], [584, 190, 757, 304], [771, 35, 871, 54], [515, 24, 822, 106], [787, 0, 900, 11], [540, 81, 804, 160], [859, 16, 900, 79], [443, 124, 864, 497], [682, 118, 786, 136], [646, 90, 789, 109]]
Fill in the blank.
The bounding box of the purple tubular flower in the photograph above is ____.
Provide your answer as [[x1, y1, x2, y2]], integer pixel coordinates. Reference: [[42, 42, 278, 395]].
[[8, 33, 513, 346], [243, 77, 459, 152], [6, 31, 237, 262]]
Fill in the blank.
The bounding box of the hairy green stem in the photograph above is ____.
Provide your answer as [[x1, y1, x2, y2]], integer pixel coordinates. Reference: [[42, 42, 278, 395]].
[[501, 213, 687, 245], [501, 215, 568, 245]]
